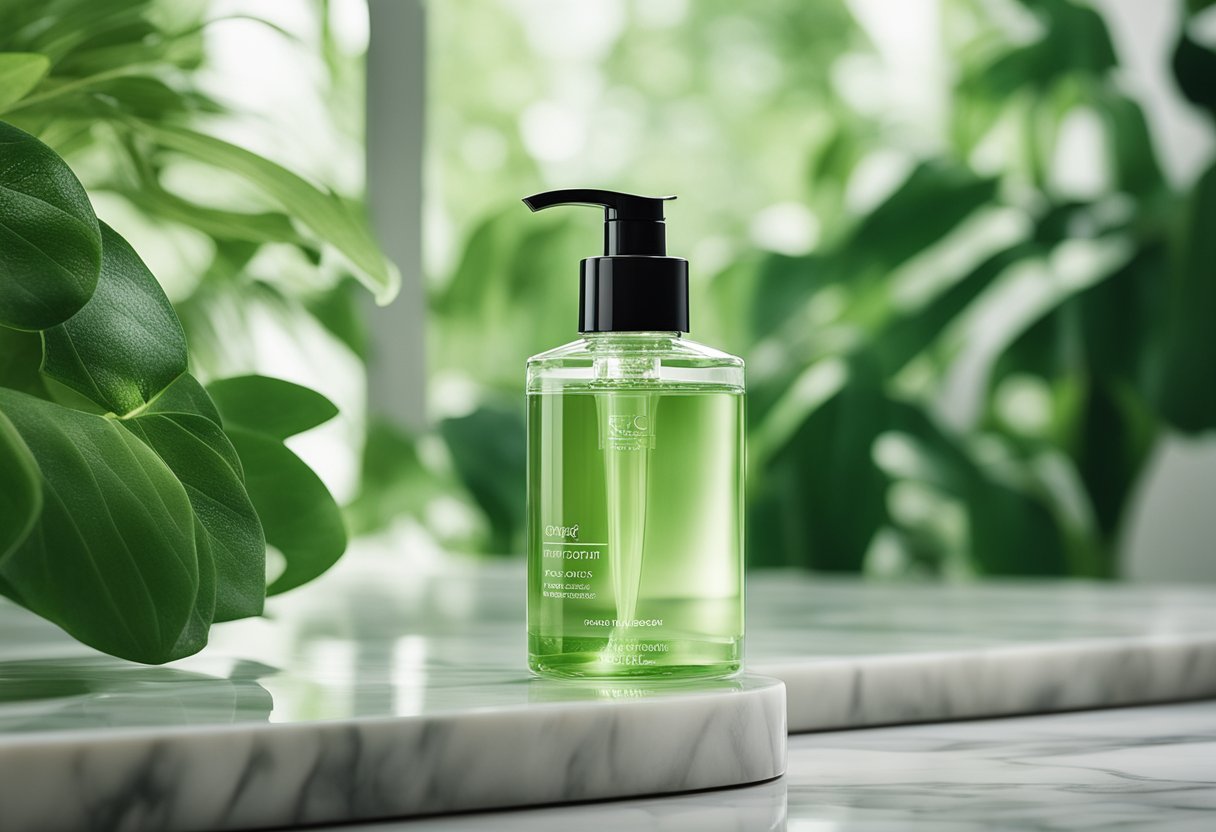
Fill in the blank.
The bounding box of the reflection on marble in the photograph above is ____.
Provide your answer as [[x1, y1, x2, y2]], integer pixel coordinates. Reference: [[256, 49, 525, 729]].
[[350, 701, 1216, 832], [0, 556, 786, 831]]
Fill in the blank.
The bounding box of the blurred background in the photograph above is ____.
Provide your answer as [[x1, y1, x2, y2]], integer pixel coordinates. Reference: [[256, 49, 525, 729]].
[[7, 0, 1214, 581]]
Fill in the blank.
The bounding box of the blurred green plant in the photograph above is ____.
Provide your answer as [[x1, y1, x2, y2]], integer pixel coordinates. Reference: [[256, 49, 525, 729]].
[[394, 0, 1214, 576], [0, 0, 396, 661]]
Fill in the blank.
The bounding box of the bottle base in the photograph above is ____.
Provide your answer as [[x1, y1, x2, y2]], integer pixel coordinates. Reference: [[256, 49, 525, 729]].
[[529, 656, 742, 681], [528, 634, 742, 680]]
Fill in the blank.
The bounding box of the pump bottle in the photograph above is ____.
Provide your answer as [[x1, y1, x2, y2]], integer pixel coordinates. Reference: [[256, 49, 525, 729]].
[[523, 189, 745, 679]]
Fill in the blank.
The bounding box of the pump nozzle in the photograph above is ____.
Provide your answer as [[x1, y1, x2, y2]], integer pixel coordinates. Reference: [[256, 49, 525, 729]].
[[523, 189, 676, 256], [522, 187, 689, 333]]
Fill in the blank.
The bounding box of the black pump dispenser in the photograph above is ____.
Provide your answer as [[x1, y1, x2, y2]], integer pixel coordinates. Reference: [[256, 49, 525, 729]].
[[523, 189, 689, 333]]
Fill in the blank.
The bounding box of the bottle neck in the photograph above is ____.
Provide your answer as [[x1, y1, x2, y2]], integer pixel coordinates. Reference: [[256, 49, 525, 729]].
[[584, 331, 681, 338]]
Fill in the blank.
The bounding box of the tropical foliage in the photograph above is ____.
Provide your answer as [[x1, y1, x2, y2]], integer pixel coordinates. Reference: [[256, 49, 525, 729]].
[[403, 0, 1216, 577], [0, 0, 394, 662]]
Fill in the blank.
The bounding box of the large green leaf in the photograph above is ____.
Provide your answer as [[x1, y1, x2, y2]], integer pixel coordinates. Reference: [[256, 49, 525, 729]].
[[173, 513, 217, 658], [0, 54, 50, 111], [206, 374, 345, 596], [128, 121, 400, 304], [752, 162, 998, 337], [0, 389, 203, 664], [0, 409, 40, 561], [227, 428, 345, 596], [207, 375, 338, 441], [0, 120, 101, 330], [847, 161, 999, 275], [871, 243, 1036, 376], [125, 374, 265, 623], [42, 222, 187, 416], [747, 358, 889, 571]]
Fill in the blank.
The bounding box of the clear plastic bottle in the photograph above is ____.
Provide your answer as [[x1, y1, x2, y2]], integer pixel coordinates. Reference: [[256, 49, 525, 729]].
[[521, 190, 745, 680]]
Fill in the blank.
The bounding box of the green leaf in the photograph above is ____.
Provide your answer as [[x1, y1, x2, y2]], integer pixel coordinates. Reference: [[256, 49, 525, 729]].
[[204, 375, 345, 595], [892, 400, 1077, 576], [751, 162, 998, 337], [227, 428, 345, 596], [0, 388, 203, 664], [116, 184, 308, 248], [346, 418, 432, 536], [872, 244, 1037, 375], [0, 409, 41, 561], [747, 358, 888, 571], [439, 403, 528, 555], [173, 513, 217, 657], [142, 372, 225, 432], [307, 279, 369, 359], [42, 222, 187, 416], [1159, 164, 1216, 432], [848, 161, 999, 274], [208, 375, 338, 441], [0, 54, 51, 111], [0, 326, 48, 398], [1095, 92, 1165, 197], [964, 469, 1074, 576], [749, 253, 833, 340], [0, 120, 101, 330], [1173, 33, 1216, 119], [120, 372, 263, 621], [432, 210, 586, 392], [124, 408, 264, 622], [128, 121, 400, 304]]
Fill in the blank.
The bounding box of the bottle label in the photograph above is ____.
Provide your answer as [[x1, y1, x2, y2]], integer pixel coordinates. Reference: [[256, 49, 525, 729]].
[[539, 528, 605, 600]]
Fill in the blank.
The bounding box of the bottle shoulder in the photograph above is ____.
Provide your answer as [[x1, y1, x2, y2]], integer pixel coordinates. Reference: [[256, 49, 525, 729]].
[[527, 335, 744, 392], [527, 336, 744, 367]]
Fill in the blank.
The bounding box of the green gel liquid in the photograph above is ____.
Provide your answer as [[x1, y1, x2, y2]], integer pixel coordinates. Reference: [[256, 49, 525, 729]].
[[527, 386, 744, 679]]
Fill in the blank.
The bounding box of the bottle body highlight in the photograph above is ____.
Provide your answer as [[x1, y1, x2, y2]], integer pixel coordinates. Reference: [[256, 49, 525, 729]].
[[527, 333, 744, 679]]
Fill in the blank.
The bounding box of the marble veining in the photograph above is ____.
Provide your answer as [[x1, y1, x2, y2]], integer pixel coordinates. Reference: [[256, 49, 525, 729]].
[[371, 700, 1216, 831], [781, 699, 1216, 830], [0, 679, 786, 831]]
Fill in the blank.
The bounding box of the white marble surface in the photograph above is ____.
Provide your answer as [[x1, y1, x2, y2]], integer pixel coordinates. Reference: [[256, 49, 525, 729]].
[[2, 553, 1215, 831], [363, 700, 1216, 831], [747, 578, 1216, 730], [0, 557, 789, 831], [0, 677, 785, 832]]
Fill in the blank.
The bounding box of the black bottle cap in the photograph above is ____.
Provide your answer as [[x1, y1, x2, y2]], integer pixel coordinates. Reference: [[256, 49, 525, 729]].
[[522, 189, 689, 333]]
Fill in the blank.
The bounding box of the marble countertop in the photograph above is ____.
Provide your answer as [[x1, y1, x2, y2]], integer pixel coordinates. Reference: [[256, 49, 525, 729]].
[[1, 549, 1214, 831], [378, 700, 1216, 831], [748, 576, 1216, 730]]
